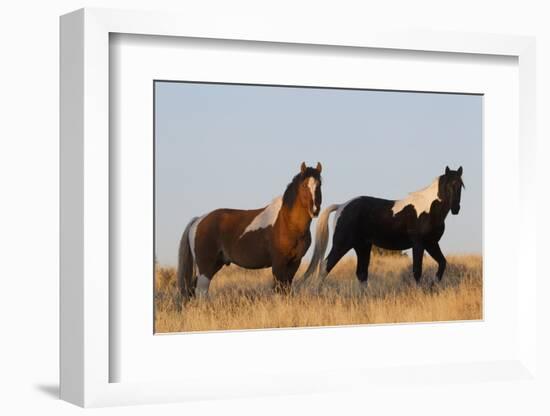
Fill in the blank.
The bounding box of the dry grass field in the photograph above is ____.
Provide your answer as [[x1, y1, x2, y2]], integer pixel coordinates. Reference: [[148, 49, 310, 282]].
[[154, 253, 482, 333]]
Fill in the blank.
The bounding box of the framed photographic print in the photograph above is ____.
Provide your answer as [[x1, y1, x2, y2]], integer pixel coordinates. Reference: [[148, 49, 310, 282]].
[[60, 7, 539, 408], [152, 80, 481, 334]]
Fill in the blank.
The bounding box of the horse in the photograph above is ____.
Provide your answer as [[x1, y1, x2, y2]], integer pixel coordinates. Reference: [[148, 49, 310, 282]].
[[301, 166, 464, 288], [177, 162, 323, 300]]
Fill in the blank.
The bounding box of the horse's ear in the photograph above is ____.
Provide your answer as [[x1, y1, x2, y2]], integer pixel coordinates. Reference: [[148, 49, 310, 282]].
[[445, 166, 450, 175], [457, 166, 463, 176], [300, 162, 306, 174], [316, 162, 322, 173]]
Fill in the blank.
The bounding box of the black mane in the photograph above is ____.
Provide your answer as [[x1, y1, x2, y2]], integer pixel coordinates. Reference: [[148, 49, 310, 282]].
[[282, 168, 322, 208]]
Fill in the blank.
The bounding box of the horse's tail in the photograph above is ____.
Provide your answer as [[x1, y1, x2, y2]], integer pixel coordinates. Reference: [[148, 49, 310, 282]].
[[301, 204, 340, 283], [177, 216, 199, 301]]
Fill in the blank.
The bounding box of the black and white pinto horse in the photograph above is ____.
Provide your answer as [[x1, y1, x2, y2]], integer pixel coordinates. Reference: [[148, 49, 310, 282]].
[[177, 162, 322, 300], [302, 166, 464, 288]]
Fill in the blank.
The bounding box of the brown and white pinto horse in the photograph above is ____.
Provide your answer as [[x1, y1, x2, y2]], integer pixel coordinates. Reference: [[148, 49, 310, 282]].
[[177, 162, 323, 300]]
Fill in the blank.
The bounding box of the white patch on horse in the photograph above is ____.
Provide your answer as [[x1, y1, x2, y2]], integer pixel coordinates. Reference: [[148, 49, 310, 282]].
[[195, 274, 211, 298], [392, 178, 440, 218], [333, 198, 358, 231], [188, 215, 205, 259], [307, 177, 318, 215], [239, 196, 283, 238]]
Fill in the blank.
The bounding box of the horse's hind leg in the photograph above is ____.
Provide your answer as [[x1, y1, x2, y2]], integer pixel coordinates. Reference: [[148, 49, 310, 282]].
[[195, 255, 224, 298], [321, 243, 352, 283], [318, 225, 353, 284], [354, 242, 372, 290], [426, 242, 446, 282], [195, 275, 210, 298]]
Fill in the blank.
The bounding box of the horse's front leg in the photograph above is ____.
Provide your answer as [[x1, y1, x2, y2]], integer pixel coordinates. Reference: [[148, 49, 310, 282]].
[[426, 242, 447, 282], [412, 242, 425, 284], [273, 279, 292, 295], [272, 259, 300, 295]]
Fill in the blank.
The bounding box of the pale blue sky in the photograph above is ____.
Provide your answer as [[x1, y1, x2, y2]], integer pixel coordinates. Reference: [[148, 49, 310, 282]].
[[155, 82, 482, 266]]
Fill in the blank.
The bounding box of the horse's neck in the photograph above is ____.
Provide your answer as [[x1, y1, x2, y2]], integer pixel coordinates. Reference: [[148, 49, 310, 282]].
[[279, 202, 311, 236], [431, 198, 451, 223]]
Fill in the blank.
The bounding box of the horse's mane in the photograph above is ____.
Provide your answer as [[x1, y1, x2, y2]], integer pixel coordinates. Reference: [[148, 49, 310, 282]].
[[282, 168, 321, 208]]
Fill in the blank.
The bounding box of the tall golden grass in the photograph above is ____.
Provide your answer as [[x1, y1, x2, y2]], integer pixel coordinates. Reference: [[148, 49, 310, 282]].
[[154, 254, 482, 333]]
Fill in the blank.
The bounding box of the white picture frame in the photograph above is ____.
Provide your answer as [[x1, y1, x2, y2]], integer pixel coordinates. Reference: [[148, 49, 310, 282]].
[[60, 7, 538, 408]]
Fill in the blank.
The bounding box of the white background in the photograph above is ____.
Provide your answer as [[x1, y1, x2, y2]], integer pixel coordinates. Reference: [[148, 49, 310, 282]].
[[1, 1, 549, 415]]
